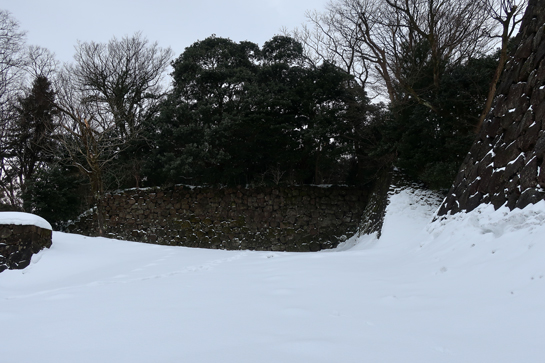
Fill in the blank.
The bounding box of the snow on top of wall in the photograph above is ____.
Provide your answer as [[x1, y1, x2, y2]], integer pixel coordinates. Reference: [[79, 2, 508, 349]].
[[0, 212, 52, 230]]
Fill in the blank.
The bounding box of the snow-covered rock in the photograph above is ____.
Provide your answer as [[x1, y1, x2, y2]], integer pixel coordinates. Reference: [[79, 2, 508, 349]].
[[0, 211, 52, 230], [0, 212, 53, 273]]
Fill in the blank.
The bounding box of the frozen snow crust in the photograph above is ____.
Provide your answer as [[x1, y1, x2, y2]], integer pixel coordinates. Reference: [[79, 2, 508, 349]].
[[0, 186, 543, 362]]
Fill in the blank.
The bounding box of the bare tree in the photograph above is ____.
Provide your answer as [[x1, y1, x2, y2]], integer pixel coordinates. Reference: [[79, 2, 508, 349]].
[[293, 0, 496, 107], [0, 10, 26, 207], [55, 67, 126, 235], [72, 32, 173, 141], [0, 10, 63, 210], [476, 0, 527, 132], [63, 33, 174, 190], [25, 45, 59, 80], [289, 10, 370, 87], [54, 33, 172, 234], [0, 10, 26, 109]]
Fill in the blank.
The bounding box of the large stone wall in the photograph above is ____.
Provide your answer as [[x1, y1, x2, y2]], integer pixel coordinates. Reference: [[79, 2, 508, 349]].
[[438, 0, 545, 215], [358, 169, 392, 238], [0, 224, 52, 273], [67, 185, 368, 251]]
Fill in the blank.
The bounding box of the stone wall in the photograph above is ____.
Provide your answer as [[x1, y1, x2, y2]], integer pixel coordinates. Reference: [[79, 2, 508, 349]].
[[438, 0, 545, 215], [358, 169, 392, 238], [0, 224, 52, 273], [67, 185, 368, 251]]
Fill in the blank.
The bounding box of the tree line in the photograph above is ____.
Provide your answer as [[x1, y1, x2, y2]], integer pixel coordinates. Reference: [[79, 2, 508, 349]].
[[0, 0, 527, 230]]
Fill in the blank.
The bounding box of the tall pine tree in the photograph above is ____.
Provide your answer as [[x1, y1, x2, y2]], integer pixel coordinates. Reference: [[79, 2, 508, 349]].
[[9, 75, 58, 210]]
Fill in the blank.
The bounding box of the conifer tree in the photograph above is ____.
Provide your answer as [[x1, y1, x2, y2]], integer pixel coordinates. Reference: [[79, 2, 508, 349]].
[[145, 35, 370, 186], [8, 75, 58, 210]]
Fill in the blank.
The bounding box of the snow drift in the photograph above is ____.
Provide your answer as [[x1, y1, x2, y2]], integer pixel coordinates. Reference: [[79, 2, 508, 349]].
[[0, 187, 543, 363]]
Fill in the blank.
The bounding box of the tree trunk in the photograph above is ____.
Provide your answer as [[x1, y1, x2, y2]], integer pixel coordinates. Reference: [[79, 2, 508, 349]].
[[476, 39, 509, 133]]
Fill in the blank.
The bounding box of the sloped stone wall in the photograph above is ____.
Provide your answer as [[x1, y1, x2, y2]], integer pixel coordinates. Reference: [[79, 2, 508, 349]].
[[0, 225, 52, 273], [438, 0, 545, 215], [67, 185, 368, 251], [358, 169, 392, 238]]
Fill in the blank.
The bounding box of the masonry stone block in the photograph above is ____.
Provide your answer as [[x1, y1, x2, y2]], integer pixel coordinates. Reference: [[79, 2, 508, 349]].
[[438, 0, 545, 216], [67, 185, 369, 252]]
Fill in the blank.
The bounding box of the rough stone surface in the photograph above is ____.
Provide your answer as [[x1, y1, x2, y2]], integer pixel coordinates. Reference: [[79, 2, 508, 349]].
[[66, 185, 369, 252], [358, 169, 392, 238], [0, 225, 52, 273], [438, 0, 545, 215]]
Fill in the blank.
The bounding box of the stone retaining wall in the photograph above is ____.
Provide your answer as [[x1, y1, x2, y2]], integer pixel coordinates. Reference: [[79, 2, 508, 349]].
[[67, 185, 369, 251], [0, 224, 52, 272], [438, 0, 545, 215]]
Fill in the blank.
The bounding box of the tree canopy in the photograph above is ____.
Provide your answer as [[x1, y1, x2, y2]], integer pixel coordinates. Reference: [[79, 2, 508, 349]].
[[143, 35, 372, 187], [0, 2, 530, 227]]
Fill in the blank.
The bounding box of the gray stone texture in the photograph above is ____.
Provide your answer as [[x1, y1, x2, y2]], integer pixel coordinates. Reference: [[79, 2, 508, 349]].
[[438, 0, 545, 215], [0, 224, 52, 273], [358, 169, 393, 238], [67, 185, 368, 252]]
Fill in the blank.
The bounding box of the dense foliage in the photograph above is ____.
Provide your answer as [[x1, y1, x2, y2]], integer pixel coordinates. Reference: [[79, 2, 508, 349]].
[[142, 35, 375, 187], [25, 163, 88, 229], [3, 75, 58, 210], [381, 50, 498, 189], [0, 3, 514, 225]]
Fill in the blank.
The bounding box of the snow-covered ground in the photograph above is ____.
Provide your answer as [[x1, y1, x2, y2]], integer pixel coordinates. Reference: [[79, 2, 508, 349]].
[[1, 187, 544, 363]]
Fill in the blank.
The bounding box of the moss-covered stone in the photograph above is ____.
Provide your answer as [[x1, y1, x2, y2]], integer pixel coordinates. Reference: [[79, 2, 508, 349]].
[[65, 184, 369, 252]]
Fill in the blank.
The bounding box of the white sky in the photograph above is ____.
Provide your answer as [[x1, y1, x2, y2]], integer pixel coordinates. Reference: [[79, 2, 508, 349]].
[[1, 0, 328, 64]]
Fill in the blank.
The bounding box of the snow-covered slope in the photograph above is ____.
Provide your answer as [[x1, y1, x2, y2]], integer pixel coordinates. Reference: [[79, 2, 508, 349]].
[[0, 187, 543, 363]]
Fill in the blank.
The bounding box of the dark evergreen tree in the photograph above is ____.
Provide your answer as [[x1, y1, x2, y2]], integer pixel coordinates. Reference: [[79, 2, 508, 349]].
[[144, 35, 369, 187], [145, 36, 259, 185], [8, 75, 58, 210], [380, 49, 498, 189], [25, 162, 89, 229]]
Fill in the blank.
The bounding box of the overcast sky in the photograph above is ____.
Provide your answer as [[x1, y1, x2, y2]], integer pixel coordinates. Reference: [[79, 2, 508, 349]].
[[1, 0, 328, 64]]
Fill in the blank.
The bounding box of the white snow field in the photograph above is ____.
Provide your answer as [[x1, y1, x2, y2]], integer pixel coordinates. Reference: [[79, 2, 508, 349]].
[[1, 187, 544, 363]]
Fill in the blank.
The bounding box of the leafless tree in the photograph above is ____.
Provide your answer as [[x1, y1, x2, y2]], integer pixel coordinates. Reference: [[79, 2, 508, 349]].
[[293, 0, 496, 107], [61, 33, 174, 192], [0, 9, 26, 127], [0, 10, 26, 207], [25, 45, 59, 80], [476, 0, 527, 132], [0, 10, 26, 109], [54, 33, 172, 234], [289, 10, 371, 88], [72, 32, 173, 142], [0, 11, 63, 209], [55, 67, 127, 235]]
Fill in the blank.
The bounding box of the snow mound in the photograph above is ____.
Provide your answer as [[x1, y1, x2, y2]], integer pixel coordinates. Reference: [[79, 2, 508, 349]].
[[0, 186, 543, 363], [335, 185, 443, 251], [429, 200, 545, 239], [0, 211, 52, 230]]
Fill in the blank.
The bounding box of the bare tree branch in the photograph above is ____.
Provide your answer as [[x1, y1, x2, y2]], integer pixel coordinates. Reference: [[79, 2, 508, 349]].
[[476, 0, 527, 132], [293, 0, 499, 109], [72, 32, 173, 141]]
